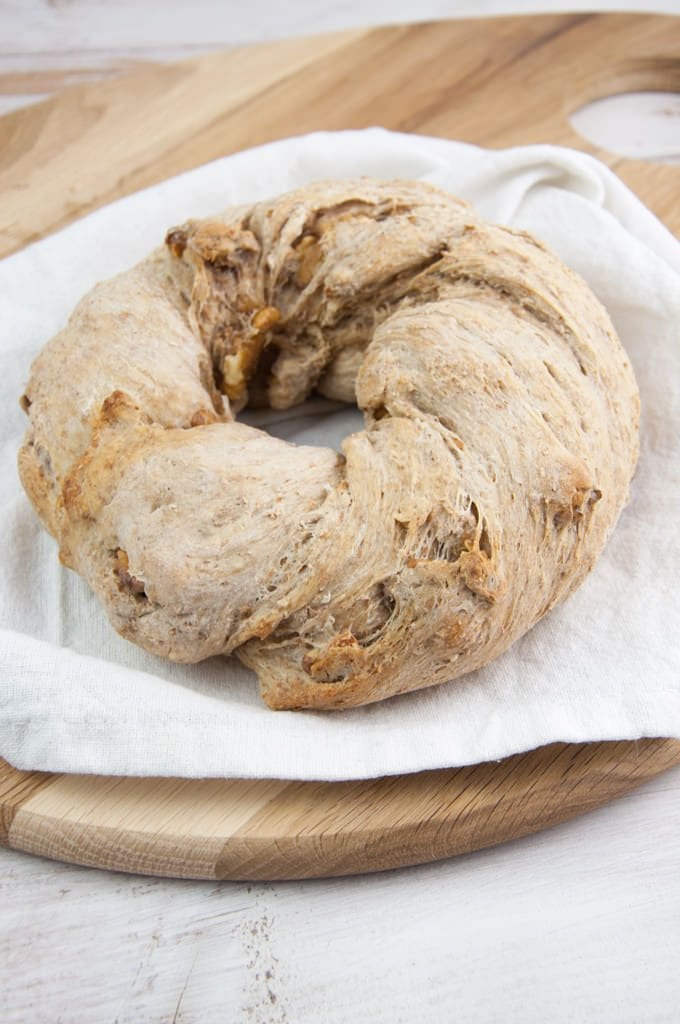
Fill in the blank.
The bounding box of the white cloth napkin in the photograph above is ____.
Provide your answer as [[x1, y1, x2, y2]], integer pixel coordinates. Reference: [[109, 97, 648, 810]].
[[1, 128, 679, 781]]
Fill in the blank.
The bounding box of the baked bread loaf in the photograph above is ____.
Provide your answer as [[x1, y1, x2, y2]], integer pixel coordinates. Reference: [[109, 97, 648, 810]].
[[18, 179, 639, 710]]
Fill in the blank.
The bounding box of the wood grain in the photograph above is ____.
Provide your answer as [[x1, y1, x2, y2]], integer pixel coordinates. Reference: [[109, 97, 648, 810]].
[[0, 765, 55, 846], [3, 741, 680, 880], [0, 12, 678, 258], [1, 12, 679, 881]]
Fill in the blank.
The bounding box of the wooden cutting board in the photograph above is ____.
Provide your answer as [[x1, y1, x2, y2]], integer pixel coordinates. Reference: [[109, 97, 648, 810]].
[[1, 12, 679, 880]]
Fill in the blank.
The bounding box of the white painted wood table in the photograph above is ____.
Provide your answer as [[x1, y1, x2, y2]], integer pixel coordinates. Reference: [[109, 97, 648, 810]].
[[1, 2, 679, 1021]]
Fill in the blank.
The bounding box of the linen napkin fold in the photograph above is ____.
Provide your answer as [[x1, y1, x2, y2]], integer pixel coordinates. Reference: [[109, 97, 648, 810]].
[[1, 128, 679, 781]]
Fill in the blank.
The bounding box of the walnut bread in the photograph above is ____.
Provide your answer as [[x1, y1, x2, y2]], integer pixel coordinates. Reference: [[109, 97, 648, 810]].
[[18, 179, 640, 710]]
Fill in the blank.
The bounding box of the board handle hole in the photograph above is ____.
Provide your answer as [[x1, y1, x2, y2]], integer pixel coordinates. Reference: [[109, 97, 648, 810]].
[[568, 60, 680, 165], [570, 91, 680, 165]]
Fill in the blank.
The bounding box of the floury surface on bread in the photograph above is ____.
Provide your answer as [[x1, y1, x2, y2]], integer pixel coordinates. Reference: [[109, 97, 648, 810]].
[[18, 179, 640, 710]]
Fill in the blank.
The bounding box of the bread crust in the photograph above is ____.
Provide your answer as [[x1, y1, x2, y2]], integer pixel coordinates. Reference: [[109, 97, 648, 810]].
[[18, 179, 640, 709]]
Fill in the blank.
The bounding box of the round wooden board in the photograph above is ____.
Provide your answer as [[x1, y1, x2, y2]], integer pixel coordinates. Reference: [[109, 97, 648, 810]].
[[3, 742, 680, 880], [1, 12, 679, 880]]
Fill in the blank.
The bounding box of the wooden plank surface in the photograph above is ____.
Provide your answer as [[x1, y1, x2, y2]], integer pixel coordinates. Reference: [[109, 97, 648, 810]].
[[1, 12, 679, 881], [1, 11, 679, 259]]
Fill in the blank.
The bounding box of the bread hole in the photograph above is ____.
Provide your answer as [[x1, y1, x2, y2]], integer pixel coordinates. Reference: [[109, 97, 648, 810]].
[[353, 581, 397, 648], [414, 508, 467, 565], [549, 486, 602, 529], [311, 668, 350, 685], [394, 520, 409, 545], [246, 343, 279, 409], [113, 548, 148, 603], [34, 442, 53, 480], [20, 394, 31, 412], [240, 398, 364, 453], [469, 502, 493, 558], [380, 584, 396, 618]]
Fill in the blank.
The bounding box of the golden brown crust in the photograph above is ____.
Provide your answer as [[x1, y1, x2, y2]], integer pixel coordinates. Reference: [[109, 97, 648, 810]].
[[17, 179, 639, 709]]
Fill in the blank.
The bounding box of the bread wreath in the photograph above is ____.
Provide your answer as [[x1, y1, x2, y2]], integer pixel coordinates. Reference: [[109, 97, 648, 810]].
[[18, 179, 639, 710]]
